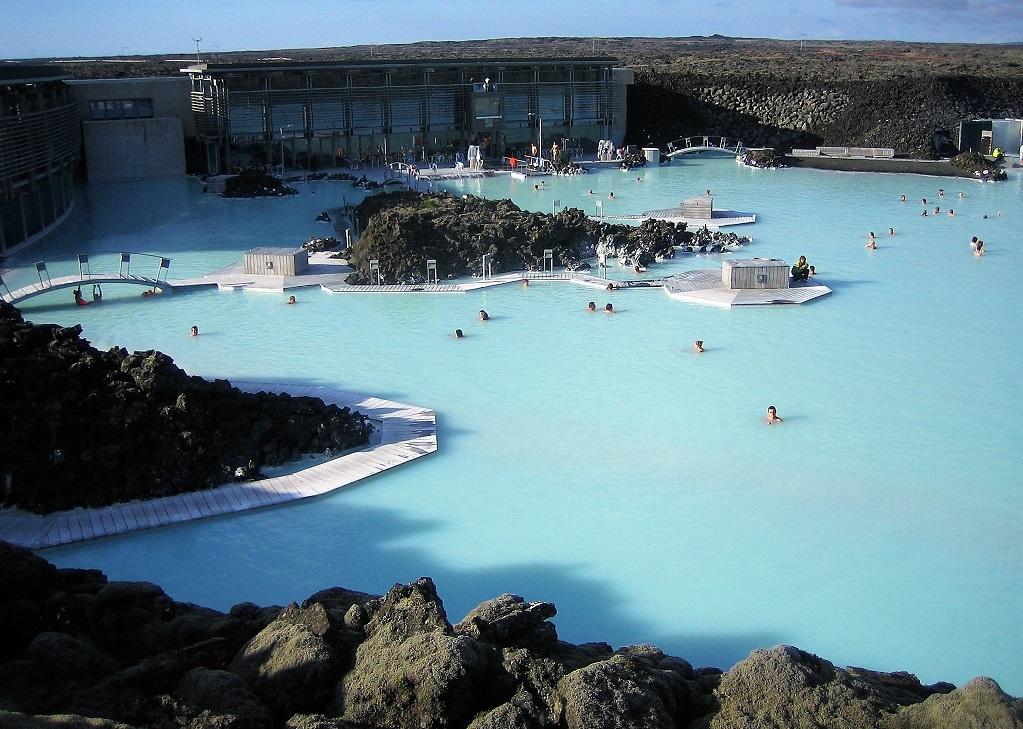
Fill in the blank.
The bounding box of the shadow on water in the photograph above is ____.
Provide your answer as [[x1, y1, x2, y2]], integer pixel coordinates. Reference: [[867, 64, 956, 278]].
[[42, 499, 781, 672]]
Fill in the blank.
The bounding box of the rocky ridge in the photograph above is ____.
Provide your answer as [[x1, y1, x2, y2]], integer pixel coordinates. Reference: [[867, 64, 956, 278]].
[[347, 192, 735, 284], [0, 302, 372, 514], [0, 542, 1019, 729]]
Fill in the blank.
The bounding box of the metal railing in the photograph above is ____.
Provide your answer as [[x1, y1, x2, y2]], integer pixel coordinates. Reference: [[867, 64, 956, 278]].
[[665, 136, 745, 157]]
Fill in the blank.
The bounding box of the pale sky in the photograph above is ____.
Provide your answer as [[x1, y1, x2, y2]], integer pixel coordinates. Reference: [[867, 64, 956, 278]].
[[3, 0, 1021, 59]]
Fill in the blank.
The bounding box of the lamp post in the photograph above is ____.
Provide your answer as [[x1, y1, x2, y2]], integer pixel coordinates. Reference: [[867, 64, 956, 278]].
[[280, 123, 293, 175], [528, 112, 543, 166]]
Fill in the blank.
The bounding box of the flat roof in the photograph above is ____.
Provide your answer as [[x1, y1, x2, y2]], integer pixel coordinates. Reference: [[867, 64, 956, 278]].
[[0, 64, 70, 84], [183, 56, 618, 74]]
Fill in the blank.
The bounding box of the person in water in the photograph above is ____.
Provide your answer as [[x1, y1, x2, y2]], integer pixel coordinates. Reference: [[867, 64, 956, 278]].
[[694, 340, 704, 353], [974, 241, 985, 256], [190, 325, 199, 337], [970, 236, 979, 248], [808, 265, 816, 276], [604, 303, 614, 313], [888, 227, 895, 236], [921, 210, 928, 217], [522, 278, 529, 287], [900, 194, 907, 202], [868, 231, 876, 244], [454, 329, 464, 339], [478, 310, 489, 321], [791, 255, 810, 281], [938, 188, 945, 197], [765, 405, 783, 425], [608, 192, 615, 199], [933, 207, 940, 215], [865, 238, 877, 249], [73, 288, 90, 307], [587, 301, 596, 312], [287, 295, 297, 304], [948, 209, 954, 217], [92, 285, 102, 303], [606, 283, 614, 292], [587, 189, 594, 195]]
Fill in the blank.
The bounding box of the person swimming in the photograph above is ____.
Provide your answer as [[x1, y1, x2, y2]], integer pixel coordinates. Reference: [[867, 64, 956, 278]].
[[888, 227, 895, 236], [604, 303, 614, 313], [454, 329, 464, 339], [765, 405, 783, 425], [287, 295, 297, 304], [933, 207, 940, 215], [938, 188, 945, 197], [478, 310, 489, 321], [974, 241, 985, 256], [921, 210, 929, 217], [958, 191, 965, 199], [587, 190, 594, 195], [694, 340, 704, 353], [190, 325, 199, 336], [921, 198, 927, 205], [608, 192, 615, 199], [587, 301, 596, 312], [900, 194, 907, 202]]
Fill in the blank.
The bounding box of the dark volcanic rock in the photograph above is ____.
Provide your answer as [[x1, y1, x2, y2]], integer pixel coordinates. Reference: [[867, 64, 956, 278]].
[[173, 667, 273, 729], [710, 645, 905, 728], [347, 192, 685, 284], [889, 677, 1023, 729], [339, 578, 499, 729], [228, 604, 340, 718], [0, 302, 371, 514], [554, 650, 694, 729], [222, 168, 298, 198], [455, 594, 558, 651], [1, 545, 1018, 729]]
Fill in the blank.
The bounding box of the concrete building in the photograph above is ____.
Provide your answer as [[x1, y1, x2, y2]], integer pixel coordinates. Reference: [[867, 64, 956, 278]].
[[183, 57, 630, 174], [0, 65, 80, 255], [68, 77, 194, 182], [958, 118, 1023, 158]]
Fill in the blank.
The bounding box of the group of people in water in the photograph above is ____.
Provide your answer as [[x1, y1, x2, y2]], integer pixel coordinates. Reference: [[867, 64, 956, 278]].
[[887, 187, 994, 256]]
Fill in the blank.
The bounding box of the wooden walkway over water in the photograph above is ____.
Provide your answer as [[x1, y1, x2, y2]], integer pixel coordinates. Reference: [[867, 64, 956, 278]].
[[0, 383, 437, 549]]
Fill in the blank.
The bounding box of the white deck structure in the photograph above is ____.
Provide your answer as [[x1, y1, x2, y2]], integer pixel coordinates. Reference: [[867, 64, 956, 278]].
[[662, 269, 831, 307], [0, 383, 437, 549]]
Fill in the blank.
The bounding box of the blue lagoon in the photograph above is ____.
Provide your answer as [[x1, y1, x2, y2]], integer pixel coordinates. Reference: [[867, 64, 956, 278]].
[[8, 155, 1021, 693]]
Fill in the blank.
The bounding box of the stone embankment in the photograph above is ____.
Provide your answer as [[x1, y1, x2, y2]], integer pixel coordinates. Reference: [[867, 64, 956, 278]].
[[1, 542, 1019, 729], [629, 72, 1023, 158], [0, 302, 372, 514]]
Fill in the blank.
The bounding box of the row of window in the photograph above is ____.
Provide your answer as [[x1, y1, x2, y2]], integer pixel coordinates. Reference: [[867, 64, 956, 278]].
[[89, 98, 154, 121]]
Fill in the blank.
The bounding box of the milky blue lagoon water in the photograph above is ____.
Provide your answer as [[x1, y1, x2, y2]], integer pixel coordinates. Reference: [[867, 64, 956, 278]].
[[9, 156, 1021, 693]]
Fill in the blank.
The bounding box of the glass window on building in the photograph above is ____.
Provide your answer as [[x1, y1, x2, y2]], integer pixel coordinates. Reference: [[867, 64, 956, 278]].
[[390, 68, 425, 86], [309, 73, 346, 89], [88, 99, 155, 121], [351, 71, 386, 88], [501, 69, 534, 84], [270, 73, 306, 90], [538, 67, 569, 83], [228, 74, 266, 92], [428, 70, 461, 86]]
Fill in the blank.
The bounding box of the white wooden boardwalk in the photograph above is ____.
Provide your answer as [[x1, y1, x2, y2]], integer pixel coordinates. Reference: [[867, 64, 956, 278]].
[[662, 269, 831, 307], [0, 383, 437, 549], [597, 209, 757, 228]]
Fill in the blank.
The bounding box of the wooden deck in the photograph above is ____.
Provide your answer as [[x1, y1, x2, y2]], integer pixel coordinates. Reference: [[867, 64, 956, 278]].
[[662, 269, 831, 307], [598, 209, 757, 227], [0, 383, 437, 549]]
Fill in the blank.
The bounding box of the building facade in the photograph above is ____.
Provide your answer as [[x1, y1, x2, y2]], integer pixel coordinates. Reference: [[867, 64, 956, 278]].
[[0, 66, 80, 255], [69, 77, 194, 182], [183, 57, 627, 174]]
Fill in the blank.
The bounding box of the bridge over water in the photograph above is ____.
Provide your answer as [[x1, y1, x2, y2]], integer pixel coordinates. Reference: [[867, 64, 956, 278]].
[[0, 252, 182, 306], [666, 136, 745, 158]]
